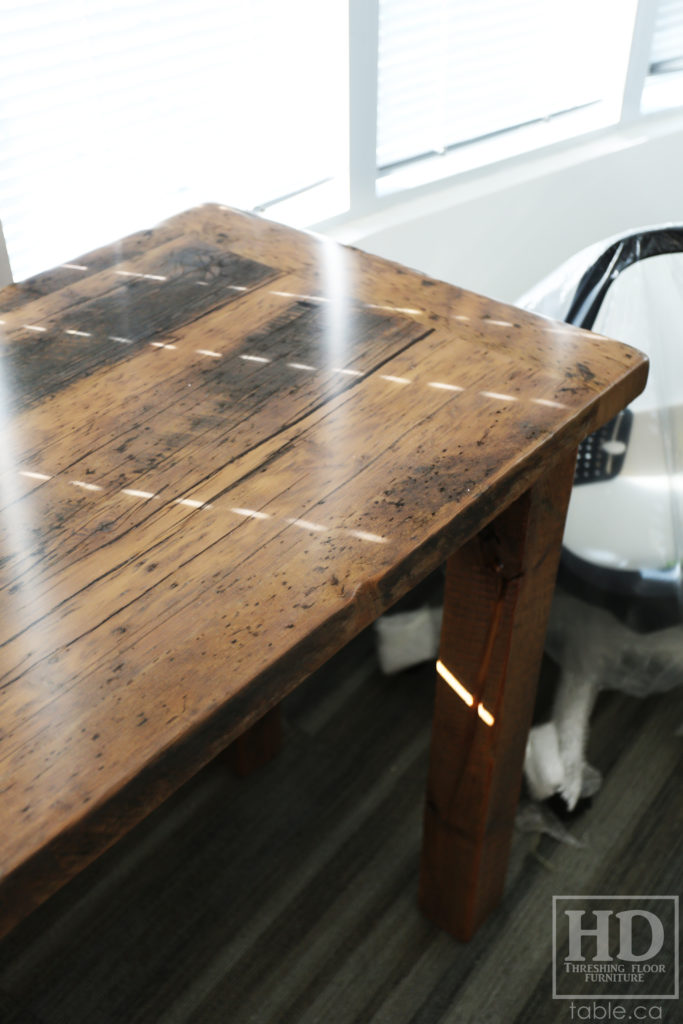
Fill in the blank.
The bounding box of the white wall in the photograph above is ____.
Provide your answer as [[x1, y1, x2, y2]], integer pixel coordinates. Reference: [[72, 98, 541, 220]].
[[330, 110, 683, 304]]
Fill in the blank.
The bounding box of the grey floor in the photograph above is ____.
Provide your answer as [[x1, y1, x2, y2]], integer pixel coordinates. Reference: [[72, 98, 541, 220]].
[[1, 628, 681, 1024]]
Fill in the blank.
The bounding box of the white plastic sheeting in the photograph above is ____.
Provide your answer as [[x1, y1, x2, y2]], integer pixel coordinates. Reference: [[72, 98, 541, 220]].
[[520, 229, 683, 590]]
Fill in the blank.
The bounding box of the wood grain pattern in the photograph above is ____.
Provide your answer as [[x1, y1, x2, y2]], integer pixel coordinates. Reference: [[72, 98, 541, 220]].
[[0, 205, 647, 938], [419, 451, 577, 940]]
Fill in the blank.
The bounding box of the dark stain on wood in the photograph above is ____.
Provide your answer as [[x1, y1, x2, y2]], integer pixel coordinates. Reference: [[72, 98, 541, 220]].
[[3, 245, 277, 411], [0, 204, 648, 940]]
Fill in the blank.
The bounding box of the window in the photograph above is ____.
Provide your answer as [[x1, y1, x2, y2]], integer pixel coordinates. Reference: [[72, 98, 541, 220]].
[[642, 0, 683, 111], [376, 0, 632, 172], [0, 1, 682, 280], [650, 0, 683, 72], [0, 0, 348, 280]]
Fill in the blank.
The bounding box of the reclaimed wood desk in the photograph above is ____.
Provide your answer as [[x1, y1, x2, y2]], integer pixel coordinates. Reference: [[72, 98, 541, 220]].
[[0, 206, 647, 941]]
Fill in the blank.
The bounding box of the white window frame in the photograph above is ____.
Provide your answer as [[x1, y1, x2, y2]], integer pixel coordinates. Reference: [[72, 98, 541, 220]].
[[0, 0, 679, 274], [622, 0, 661, 120], [286, 0, 672, 235]]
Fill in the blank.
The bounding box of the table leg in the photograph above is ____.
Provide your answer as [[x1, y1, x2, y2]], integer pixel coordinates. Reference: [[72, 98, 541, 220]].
[[418, 451, 577, 940], [223, 705, 283, 777]]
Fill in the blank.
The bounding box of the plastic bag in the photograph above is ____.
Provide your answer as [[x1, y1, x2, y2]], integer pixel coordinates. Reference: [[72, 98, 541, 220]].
[[520, 227, 683, 614]]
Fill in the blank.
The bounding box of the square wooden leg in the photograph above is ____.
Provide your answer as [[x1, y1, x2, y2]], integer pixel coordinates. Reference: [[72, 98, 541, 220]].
[[223, 705, 282, 778], [419, 451, 577, 940]]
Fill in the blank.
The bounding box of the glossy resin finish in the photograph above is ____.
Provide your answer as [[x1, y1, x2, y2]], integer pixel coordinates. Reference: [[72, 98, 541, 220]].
[[0, 205, 647, 935]]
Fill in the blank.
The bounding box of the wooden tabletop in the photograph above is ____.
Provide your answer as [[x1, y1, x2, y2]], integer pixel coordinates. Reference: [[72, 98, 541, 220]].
[[0, 205, 647, 935]]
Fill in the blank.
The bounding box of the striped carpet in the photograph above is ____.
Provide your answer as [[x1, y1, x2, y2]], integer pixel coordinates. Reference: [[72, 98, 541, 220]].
[[1, 628, 681, 1024]]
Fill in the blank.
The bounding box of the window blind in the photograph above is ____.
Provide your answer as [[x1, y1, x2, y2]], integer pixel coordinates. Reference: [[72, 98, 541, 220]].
[[0, 0, 348, 280], [649, 0, 683, 73], [377, 0, 626, 171]]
